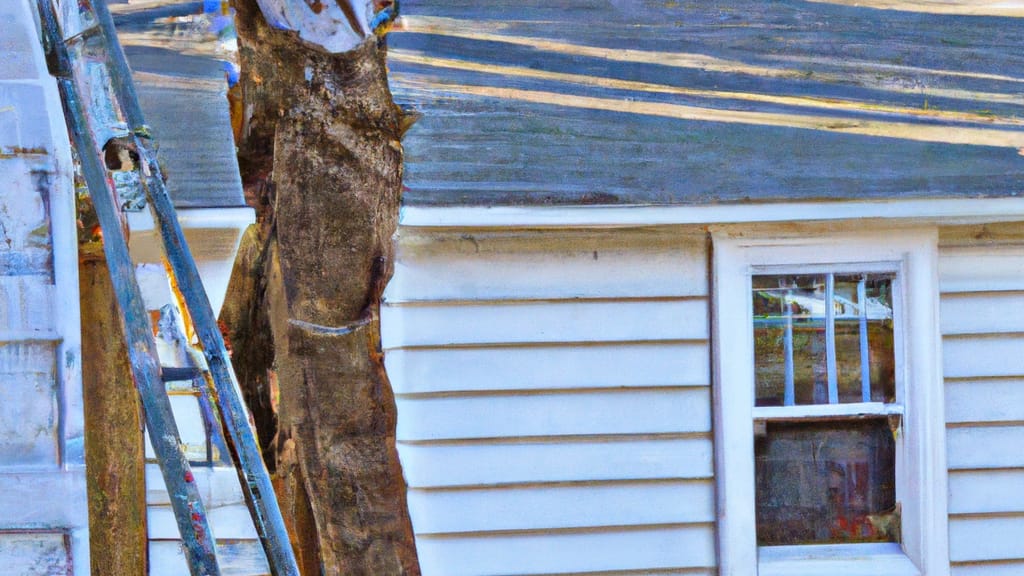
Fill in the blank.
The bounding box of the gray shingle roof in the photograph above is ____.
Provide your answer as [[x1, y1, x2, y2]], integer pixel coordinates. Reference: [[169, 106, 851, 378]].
[[114, 2, 245, 208], [388, 0, 1024, 206]]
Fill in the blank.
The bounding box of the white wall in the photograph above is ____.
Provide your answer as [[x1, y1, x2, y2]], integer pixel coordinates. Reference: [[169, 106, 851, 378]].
[[939, 228, 1024, 575], [384, 227, 716, 576], [132, 264, 269, 576], [0, 1, 88, 572]]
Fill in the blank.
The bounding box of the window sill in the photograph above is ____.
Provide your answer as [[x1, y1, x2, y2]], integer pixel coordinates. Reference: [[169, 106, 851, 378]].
[[758, 543, 921, 576]]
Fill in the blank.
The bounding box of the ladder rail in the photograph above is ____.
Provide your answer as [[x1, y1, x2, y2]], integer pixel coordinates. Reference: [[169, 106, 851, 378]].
[[36, 2, 222, 574], [89, 2, 301, 574]]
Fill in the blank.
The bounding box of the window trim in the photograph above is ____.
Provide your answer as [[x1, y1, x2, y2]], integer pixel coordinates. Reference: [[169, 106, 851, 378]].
[[710, 227, 949, 576]]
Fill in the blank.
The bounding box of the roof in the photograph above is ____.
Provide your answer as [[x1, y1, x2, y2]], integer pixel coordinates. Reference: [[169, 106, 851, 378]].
[[387, 0, 1024, 207], [112, 1, 245, 209]]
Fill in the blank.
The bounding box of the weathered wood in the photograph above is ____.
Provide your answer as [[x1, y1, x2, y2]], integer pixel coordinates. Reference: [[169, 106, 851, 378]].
[[221, 0, 421, 572], [79, 249, 148, 576], [271, 467, 321, 576]]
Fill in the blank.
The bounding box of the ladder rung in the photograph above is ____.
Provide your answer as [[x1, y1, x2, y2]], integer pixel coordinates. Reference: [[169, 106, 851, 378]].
[[161, 366, 203, 382]]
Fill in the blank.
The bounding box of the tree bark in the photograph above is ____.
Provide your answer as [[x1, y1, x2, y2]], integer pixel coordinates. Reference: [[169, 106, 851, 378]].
[[220, 1, 419, 574]]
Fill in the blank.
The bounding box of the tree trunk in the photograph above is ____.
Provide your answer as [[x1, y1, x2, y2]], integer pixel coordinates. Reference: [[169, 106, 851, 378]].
[[220, 1, 419, 574], [79, 243, 148, 576]]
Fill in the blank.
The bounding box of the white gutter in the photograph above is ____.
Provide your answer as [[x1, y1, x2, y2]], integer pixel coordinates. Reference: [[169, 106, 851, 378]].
[[399, 197, 1024, 228]]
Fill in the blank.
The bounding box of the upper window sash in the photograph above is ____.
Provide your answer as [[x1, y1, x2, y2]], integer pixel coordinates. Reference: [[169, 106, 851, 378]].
[[752, 270, 897, 408]]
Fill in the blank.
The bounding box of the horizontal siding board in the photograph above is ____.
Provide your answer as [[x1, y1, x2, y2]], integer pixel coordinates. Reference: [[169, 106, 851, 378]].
[[397, 388, 711, 441], [148, 503, 258, 540], [408, 480, 714, 533], [952, 561, 1024, 576], [387, 231, 707, 302], [415, 525, 715, 576], [941, 292, 1024, 336], [949, 516, 1024, 563], [398, 437, 713, 488], [946, 379, 1024, 424], [949, 470, 1024, 515], [145, 465, 245, 507], [947, 426, 1024, 469], [940, 247, 1024, 294], [149, 540, 268, 576], [943, 335, 1024, 379], [386, 342, 709, 394], [382, 299, 708, 348], [144, 395, 208, 462]]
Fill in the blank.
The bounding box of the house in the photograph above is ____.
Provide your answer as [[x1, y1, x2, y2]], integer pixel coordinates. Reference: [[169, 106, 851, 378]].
[[5, 0, 1024, 574], [381, 1, 1024, 575]]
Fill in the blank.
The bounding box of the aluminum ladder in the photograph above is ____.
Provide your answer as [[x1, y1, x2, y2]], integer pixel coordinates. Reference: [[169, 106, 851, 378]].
[[35, 1, 300, 574]]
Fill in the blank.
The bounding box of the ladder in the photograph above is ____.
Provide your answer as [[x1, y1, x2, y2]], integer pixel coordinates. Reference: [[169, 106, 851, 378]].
[[36, 1, 300, 574]]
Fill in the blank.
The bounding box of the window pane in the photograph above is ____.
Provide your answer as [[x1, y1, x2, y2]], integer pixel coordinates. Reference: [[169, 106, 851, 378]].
[[755, 419, 898, 546], [834, 274, 895, 404], [753, 273, 895, 406], [753, 275, 828, 406]]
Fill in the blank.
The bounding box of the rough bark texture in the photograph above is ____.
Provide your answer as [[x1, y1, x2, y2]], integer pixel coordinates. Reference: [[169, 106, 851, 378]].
[[79, 246, 148, 576], [220, 1, 419, 574]]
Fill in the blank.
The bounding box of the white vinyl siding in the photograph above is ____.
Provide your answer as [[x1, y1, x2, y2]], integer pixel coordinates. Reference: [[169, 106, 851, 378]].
[[134, 266, 267, 576], [145, 457, 268, 575], [939, 239, 1024, 575], [384, 227, 715, 576]]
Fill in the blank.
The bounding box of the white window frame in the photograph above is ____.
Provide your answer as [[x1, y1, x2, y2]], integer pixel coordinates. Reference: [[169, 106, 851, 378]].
[[710, 226, 949, 576]]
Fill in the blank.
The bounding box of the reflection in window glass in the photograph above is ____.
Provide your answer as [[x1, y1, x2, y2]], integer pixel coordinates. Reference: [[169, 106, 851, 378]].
[[755, 419, 898, 545], [753, 273, 895, 406]]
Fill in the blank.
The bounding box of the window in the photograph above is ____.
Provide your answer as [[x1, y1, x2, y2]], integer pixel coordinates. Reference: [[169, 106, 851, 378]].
[[711, 228, 949, 576]]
